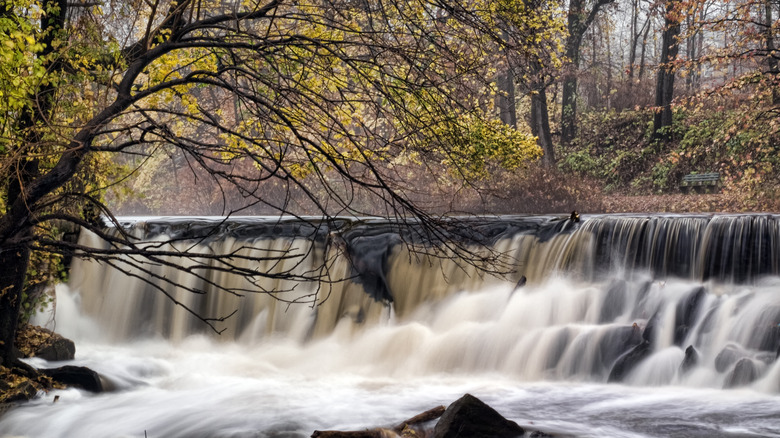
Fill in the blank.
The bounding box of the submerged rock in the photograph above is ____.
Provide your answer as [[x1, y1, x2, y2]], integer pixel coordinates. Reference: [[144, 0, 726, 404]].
[[642, 313, 660, 345], [608, 340, 652, 383], [674, 287, 706, 346], [432, 393, 524, 438], [680, 345, 699, 373], [599, 280, 627, 323], [598, 324, 643, 372], [724, 358, 759, 389], [714, 344, 747, 373]]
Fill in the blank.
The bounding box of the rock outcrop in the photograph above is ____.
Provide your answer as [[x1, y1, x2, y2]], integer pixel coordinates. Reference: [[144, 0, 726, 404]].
[[432, 394, 525, 438], [15, 324, 75, 361]]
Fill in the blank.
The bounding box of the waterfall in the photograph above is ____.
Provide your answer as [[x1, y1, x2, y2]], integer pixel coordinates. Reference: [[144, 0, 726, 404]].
[[6, 214, 780, 438], [66, 214, 780, 390]]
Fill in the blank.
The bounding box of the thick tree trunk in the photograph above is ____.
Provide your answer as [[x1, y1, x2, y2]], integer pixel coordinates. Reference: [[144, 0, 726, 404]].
[[497, 67, 517, 128], [652, 0, 681, 143], [560, 0, 584, 145], [531, 87, 555, 166], [560, 68, 578, 145], [560, 0, 614, 144], [0, 243, 30, 366]]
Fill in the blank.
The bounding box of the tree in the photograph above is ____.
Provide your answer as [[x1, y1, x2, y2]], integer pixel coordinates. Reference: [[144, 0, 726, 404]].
[[652, 0, 682, 142], [0, 0, 547, 368], [493, 0, 564, 165], [560, 0, 614, 145]]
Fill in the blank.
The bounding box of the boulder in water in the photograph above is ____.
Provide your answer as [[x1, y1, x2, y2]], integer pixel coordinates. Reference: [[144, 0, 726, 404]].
[[599, 280, 627, 323], [15, 324, 75, 361], [598, 324, 643, 371], [608, 340, 651, 383], [432, 393, 524, 438], [40, 365, 103, 393], [680, 345, 699, 374], [642, 313, 660, 345], [755, 307, 780, 353], [724, 358, 759, 388], [714, 344, 747, 373], [674, 287, 706, 346]]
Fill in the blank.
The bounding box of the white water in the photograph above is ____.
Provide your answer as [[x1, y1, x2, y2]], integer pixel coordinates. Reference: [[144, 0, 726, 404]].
[[4, 216, 780, 437], [2, 279, 780, 437]]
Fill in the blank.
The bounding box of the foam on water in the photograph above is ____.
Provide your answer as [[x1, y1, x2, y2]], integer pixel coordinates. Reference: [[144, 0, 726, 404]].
[[5, 215, 780, 437]]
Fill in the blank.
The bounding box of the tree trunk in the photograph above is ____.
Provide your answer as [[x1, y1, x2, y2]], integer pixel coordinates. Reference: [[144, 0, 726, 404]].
[[0, 243, 30, 366], [638, 19, 651, 81], [766, 0, 778, 105], [605, 23, 613, 109], [497, 67, 517, 128], [560, 0, 584, 145], [652, 0, 681, 143], [560, 0, 614, 144], [531, 87, 555, 166]]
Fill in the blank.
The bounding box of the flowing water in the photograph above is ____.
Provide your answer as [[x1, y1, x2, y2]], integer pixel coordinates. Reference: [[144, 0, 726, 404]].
[[3, 214, 780, 437]]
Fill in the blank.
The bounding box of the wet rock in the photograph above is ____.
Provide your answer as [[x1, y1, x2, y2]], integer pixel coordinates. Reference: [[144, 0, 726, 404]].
[[529, 431, 555, 437], [724, 358, 759, 388], [432, 394, 524, 438], [543, 329, 571, 370], [40, 365, 103, 393], [755, 351, 775, 365], [35, 338, 76, 362], [674, 287, 706, 346], [599, 280, 627, 323], [3, 380, 38, 403], [642, 313, 660, 345], [15, 324, 75, 361], [755, 307, 780, 353], [680, 345, 699, 373], [608, 340, 652, 383], [714, 344, 747, 373], [598, 325, 643, 370]]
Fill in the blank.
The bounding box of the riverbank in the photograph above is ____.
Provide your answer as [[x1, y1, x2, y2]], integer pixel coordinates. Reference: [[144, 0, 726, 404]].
[[601, 193, 764, 213]]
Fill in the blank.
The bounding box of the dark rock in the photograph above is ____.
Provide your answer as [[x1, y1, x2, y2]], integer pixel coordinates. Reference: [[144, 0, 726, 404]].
[[754, 307, 780, 353], [35, 337, 76, 362], [4, 380, 38, 403], [642, 313, 660, 345], [543, 328, 571, 370], [15, 324, 76, 361], [680, 345, 699, 373], [529, 431, 555, 437], [674, 287, 706, 346], [598, 325, 643, 371], [755, 352, 775, 365], [40, 365, 103, 392], [724, 358, 759, 388], [714, 344, 746, 373], [599, 280, 627, 323], [608, 340, 651, 382], [432, 394, 524, 438], [342, 232, 402, 302]]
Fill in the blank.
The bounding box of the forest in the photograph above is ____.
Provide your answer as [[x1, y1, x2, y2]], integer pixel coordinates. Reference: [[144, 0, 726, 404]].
[[0, 0, 778, 408]]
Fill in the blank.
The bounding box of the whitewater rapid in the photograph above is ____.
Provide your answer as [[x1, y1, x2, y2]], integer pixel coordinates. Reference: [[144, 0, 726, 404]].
[[4, 215, 780, 437], [2, 280, 780, 438]]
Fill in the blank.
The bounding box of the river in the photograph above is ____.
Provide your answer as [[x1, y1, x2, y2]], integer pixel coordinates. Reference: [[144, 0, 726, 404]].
[[2, 215, 780, 437]]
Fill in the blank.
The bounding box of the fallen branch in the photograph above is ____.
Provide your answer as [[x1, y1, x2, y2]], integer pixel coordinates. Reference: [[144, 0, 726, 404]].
[[393, 406, 446, 432], [311, 405, 446, 438]]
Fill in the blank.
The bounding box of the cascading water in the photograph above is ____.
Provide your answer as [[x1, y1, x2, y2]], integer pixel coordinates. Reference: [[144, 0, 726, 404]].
[[3, 214, 780, 438]]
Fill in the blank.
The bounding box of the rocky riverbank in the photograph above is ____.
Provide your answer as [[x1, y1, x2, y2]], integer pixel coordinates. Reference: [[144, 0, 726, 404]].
[[1, 324, 102, 406]]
